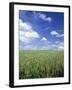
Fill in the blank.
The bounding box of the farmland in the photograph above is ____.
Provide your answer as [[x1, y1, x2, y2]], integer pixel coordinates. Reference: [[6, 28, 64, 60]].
[[19, 50, 64, 79]]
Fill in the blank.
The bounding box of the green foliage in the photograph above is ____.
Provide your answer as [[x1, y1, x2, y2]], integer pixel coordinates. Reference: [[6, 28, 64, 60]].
[[19, 50, 64, 79]]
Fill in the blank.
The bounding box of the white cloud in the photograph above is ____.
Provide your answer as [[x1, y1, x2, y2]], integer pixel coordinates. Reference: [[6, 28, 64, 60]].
[[58, 46, 64, 50], [23, 32, 39, 38], [50, 31, 58, 35], [38, 13, 52, 22], [22, 45, 38, 50], [41, 37, 47, 41], [50, 30, 64, 38], [46, 17, 52, 22], [58, 42, 64, 47], [20, 31, 32, 44], [33, 12, 52, 22], [56, 34, 64, 38], [55, 41, 60, 44], [57, 42, 64, 50], [19, 19, 40, 44], [44, 41, 64, 50], [19, 19, 32, 31]]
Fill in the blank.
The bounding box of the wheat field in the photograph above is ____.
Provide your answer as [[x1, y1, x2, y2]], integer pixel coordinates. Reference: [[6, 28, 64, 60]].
[[19, 50, 64, 79]]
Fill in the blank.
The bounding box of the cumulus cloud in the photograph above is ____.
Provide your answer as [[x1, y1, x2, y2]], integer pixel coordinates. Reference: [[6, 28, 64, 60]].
[[38, 13, 52, 22], [43, 41, 64, 50], [20, 32, 34, 44], [19, 19, 40, 44], [58, 42, 64, 50], [40, 37, 47, 41], [33, 12, 52, 22], [58, 46, 64, 50], [19, 19, 32, 31], [56, 34, 64, 38], [50, 31, 58, 35], [23, 32, 39, 38], [50, 30, 64, 38], [55, 41, 64, 50]]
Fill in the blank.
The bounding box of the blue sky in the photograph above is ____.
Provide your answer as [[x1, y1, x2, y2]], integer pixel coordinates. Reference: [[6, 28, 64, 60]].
[[19, 10, 64, 50]]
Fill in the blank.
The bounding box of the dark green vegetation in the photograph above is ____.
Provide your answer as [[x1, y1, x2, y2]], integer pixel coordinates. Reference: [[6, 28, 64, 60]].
[[19, 50, 64, 79]]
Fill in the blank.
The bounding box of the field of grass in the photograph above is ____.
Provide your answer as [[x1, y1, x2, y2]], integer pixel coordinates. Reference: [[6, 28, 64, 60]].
[[19, 50, 64, 79]]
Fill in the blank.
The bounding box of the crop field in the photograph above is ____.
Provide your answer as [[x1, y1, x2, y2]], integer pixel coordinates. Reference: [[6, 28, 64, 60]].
[[19, 50, 64, 79]]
